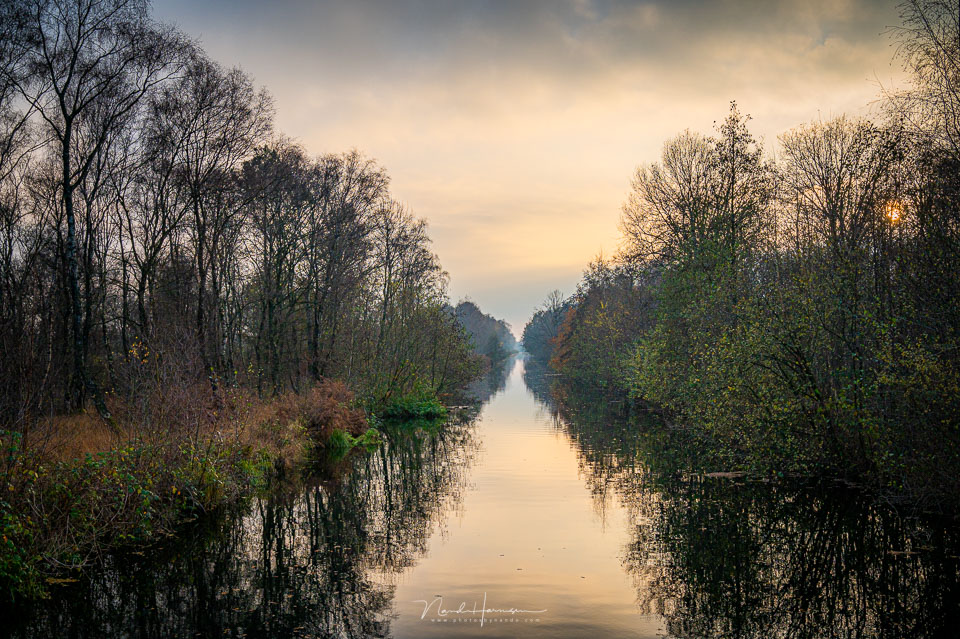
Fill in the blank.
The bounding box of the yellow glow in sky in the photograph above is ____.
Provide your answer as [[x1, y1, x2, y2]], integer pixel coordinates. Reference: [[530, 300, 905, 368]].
[[153, 0, 906, 334]]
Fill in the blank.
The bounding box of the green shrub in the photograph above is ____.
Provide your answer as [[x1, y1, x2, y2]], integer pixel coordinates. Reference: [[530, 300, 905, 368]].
[[0, 432, 283, 602], [382, 390, 447, 421], [325, 427, 383, 461]]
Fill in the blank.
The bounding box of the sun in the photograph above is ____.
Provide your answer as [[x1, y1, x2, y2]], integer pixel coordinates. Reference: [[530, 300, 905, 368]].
[[885, 200, 904, 224]]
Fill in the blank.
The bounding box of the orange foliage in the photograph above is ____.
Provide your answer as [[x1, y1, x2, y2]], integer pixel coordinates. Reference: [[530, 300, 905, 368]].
[[28, 378, 368, 467]]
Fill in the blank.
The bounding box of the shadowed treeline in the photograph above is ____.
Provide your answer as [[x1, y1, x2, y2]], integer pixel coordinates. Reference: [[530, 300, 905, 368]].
[[0, 0, 492, 602], [0, 0, 484, 422], [453, 301, 518, 370], [524, 365, 960, 639], [523, 1, 960, 506]]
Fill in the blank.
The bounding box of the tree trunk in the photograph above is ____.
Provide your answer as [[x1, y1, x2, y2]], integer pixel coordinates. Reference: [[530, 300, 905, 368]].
[[61, 118, 110, 419]]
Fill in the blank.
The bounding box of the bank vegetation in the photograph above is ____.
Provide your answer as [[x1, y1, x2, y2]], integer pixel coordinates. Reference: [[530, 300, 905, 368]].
[[0, 0, 485, 599], [523, 0, 960, 509]]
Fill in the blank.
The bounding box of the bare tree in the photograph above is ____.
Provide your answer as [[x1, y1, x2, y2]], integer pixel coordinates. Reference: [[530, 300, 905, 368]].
[[2, 0, 186, 412], [621, 130, 714, 263], [306, 151, 386, 379], [892, 0, 960, 158], [241, 140, 308, 393], [621, 103, 771, 266], [151, 50, 271, 377], [779, 117, 898, 259]]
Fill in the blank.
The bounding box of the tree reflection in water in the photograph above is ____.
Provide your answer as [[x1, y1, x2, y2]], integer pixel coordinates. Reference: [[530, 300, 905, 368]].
[[6, 365, 508, 639], [524, 361, 960, 639]]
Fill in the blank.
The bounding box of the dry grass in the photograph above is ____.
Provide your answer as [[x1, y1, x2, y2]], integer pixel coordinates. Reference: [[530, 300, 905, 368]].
[[240, 380, 369, 468], [27, 412, 121, 464], [25, 378, 367, 466]]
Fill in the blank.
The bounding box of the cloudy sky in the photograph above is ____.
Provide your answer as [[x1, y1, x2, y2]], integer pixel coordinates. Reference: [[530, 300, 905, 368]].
[[152, 0, 905, 335]]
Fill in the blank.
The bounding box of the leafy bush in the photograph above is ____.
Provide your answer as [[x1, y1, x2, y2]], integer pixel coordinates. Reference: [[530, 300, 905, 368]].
[[381, 390, 447, 421], [325, 427, 382, 461]]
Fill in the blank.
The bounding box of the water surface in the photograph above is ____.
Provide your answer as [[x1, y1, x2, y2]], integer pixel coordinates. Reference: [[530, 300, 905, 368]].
[[8, 357, 960, 637]]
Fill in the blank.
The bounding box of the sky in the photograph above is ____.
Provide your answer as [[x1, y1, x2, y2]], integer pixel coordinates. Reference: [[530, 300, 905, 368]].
[[152, 0, 906, 336]]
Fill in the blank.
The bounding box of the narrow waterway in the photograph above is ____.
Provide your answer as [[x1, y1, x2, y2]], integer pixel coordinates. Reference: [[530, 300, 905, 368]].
[[381, 357, 658, 637], [8, 356, 960, 637]]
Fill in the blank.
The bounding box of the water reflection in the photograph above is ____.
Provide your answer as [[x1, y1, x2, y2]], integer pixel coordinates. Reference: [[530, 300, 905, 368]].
[[7, 357, 960, 638], [462, 357, 513, 406], [527, 364, 960, 639], [5, 369, 499, 639], [629, 477, 960, 638]]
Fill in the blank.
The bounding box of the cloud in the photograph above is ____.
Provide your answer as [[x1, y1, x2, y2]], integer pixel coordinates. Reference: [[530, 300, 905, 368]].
[[152, 0, 906, 332]]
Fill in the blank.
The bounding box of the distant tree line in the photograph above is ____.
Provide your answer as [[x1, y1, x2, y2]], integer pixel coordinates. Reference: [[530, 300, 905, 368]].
[[521, 289, 571, 364], [452, 300, 517, 368], [0, 0, 484, 427], [524, 0, 960, 503]]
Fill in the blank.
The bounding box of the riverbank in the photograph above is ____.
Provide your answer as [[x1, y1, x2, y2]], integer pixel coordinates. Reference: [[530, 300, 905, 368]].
[[6, 358, 960, 638], [0, 379, 372, 602], [525, 357, 960, 515]]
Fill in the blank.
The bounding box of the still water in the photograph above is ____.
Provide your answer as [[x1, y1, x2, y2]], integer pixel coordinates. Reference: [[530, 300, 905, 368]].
[[7, 357, 960, 637]]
